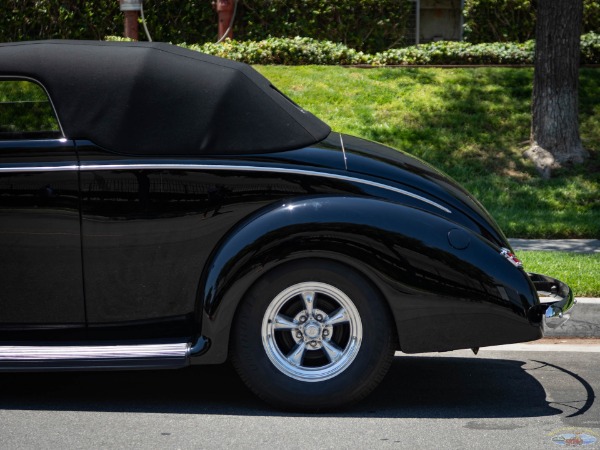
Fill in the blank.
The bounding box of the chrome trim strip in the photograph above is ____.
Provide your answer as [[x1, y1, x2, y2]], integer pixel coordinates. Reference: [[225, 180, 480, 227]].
[[0, 164, 78, 173], [339, 133, 348, 170], [0, 161, 450, 213], [0, 342, 189, 361], [81, 163, 452, 213]]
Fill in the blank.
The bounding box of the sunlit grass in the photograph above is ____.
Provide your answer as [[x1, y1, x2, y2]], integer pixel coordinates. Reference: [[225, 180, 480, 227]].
[[256, 66, 600, 238], [518, 251, 600, 297]]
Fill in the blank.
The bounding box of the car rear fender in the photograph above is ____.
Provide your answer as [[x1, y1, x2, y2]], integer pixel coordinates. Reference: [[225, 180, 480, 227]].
[[192, 195, 538, 363]]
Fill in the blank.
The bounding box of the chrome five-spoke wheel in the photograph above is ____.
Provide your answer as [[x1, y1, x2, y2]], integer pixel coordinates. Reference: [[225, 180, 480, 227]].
[[231, 260, 395, 411], [262, 282, 363, 382]]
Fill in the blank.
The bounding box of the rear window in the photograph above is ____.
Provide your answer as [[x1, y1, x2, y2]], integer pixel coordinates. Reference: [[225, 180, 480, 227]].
[[0, 79, 62, 140]]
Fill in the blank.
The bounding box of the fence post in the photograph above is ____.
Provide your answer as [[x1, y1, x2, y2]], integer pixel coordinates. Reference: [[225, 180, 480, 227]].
[[120, 0, 141, 40]]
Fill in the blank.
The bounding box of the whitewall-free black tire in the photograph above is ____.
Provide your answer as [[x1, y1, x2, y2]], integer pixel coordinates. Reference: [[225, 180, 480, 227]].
[[230, 259, 396, 411]]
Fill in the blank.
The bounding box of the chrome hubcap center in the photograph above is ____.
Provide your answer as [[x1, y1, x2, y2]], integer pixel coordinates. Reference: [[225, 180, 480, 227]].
[[304, 322, 321, 339], [291, 308, 333, 350]]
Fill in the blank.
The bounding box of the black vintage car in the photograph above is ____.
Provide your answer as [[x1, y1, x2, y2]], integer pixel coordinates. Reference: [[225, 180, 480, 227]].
[[0, 40, 574, 410]]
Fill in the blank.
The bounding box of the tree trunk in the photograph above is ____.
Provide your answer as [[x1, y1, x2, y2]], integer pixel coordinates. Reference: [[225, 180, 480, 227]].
[[527, 0, 589, 178]]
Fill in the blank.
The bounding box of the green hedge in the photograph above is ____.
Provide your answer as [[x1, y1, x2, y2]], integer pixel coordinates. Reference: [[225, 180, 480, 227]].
[[189, 37, 371, 65], [144, 0, 414, 52], [373, 40, 535, 65], [0, 1, 121, 41], [464, 0, 600, 43], [0, 0, 413, 53], [232, 0, 413, 54], [4, 1, 599, 53], [159, 32, 599, 66]]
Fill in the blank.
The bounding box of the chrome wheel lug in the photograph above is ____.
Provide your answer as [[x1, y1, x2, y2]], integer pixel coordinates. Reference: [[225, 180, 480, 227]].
[[316, 314, 323, 321], [323, 329, 329, 337], [299, 316, 307, 323], [310, 340, 318, 347], [296, 331, 302, 339]]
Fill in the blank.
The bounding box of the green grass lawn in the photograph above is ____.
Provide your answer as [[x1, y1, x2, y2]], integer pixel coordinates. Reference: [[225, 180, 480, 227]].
[[255, 66, 600, 239], [518, 251, 600, 297]]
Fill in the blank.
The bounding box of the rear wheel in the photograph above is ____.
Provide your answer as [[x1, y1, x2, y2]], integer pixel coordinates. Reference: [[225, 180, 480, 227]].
[[230, 259, 396, 411]]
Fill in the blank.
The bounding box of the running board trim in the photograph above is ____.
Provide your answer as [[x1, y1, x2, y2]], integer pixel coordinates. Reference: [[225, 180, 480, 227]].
[[0, 341, 192, 371]]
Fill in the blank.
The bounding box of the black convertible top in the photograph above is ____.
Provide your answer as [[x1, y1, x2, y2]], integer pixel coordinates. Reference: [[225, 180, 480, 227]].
[[0, 40, 331, 155]]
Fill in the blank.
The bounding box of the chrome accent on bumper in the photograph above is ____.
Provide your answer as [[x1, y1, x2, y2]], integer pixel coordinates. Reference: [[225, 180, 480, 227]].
[[528, 272, 576, 329]]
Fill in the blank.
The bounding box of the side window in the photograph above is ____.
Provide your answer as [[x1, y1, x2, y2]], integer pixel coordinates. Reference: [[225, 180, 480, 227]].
[[0, 79, 62, 140]]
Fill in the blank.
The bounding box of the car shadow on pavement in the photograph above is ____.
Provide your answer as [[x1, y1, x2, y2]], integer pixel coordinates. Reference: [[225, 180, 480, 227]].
[[361, 356, 563, 418], [0, 355, 564, 418]]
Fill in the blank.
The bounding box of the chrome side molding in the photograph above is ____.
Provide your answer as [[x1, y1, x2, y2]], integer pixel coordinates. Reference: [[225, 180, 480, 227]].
[[0, 162, 451, 214], [0, 341, 194, 371], [81, 163, 453, 214], [0, 342, 189, 360]]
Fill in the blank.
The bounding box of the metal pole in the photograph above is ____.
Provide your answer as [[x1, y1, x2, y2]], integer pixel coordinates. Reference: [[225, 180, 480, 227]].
[[124, 10, 139, 40], [215, 0, 235, 40], [120, 0, 141, 40], [416, 0, 420, 45], [460, 0, 464, 41]]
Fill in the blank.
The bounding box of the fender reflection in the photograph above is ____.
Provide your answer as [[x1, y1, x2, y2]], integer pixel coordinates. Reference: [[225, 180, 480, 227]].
[[79, 163, 451, 213], [0, 163, 451, 213]]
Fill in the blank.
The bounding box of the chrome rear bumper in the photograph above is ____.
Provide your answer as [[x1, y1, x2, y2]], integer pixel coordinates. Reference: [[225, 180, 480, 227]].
[[528, 272, 576, 329]]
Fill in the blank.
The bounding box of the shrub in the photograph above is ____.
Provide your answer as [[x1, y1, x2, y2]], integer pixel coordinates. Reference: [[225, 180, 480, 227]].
[[464, 0, 600, 44], [0, 1, 120, 41], [0, 0, 413, 53], [6, 1, 598, 56], [372, 41, 535, 65], [581, 31, 600, 64], [463, 0, 536, 43], [179, 34, 596, 66], [182, 37, 535, 66], [233, 0, 414, 53], [186, 37, 370, 65]]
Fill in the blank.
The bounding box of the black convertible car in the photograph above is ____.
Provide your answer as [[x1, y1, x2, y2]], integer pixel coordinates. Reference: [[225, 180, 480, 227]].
[[0, 40, 574, 410]]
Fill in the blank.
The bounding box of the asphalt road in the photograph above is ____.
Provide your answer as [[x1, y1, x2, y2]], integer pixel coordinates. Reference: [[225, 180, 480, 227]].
[[1, 340, 598, 449]]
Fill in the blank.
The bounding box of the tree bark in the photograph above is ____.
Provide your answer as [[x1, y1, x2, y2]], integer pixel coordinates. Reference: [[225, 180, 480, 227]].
[[527, 0, 589, 178]]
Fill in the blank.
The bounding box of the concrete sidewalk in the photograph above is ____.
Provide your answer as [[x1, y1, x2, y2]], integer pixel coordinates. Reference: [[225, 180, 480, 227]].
[[509, 238, 600, 253], [508, 239, 599, 338]]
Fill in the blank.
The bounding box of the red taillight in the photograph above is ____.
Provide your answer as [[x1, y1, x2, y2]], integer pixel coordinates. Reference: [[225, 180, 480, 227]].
[[500, 247, 523, 268]]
